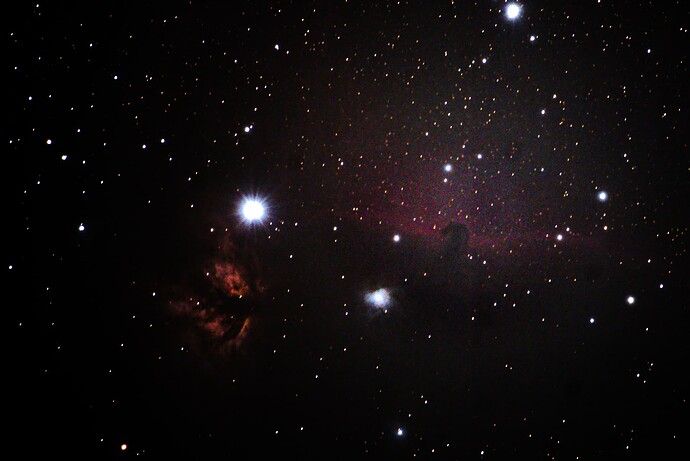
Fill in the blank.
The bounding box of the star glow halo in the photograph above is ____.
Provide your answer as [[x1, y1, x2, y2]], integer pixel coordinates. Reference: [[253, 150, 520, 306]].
[[366, 288, 391, 310], [505, 3, 522, 20], [239, 196, 267, 224]]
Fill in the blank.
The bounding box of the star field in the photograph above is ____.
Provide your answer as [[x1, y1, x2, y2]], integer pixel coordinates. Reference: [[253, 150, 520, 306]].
[[6, 1, 688, 459]]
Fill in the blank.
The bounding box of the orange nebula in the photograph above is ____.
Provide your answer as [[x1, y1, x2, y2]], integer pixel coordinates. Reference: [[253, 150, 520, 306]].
[[170, 255, 261, 356], [213, 262, 250, 298]]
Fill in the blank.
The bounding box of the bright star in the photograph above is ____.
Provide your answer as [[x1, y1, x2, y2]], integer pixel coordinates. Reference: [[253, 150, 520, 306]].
[[366, 288, 391, 310], [627, 296, 635, 305], [444, 163, 452, 172], [598, 191, 608, 201], [240, 198, 266, 223], [505, 3, 522, 20], [396, 427, 404, 436], [393, 234, 401, 243]]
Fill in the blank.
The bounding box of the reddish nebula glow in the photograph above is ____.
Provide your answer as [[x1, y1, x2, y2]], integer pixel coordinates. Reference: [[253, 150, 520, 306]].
[[170, 254, 260, 356], [213, 261, 250, 298], [171, 298, 254, 355]]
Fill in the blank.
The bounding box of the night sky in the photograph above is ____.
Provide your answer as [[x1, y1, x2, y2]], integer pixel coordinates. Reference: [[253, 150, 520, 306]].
[[6, 1, 688, 459]]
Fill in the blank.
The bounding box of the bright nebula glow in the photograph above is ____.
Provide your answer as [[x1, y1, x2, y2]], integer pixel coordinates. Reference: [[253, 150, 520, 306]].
[[598, 191, 608, 201], [505, 3, 522, 20], [366, 288, 391, 309], [627, 296, 635, 305], [240, 198, 266, 222]]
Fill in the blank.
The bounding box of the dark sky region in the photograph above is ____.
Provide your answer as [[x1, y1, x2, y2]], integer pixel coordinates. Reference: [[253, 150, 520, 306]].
[[5, 1, 688, 459]]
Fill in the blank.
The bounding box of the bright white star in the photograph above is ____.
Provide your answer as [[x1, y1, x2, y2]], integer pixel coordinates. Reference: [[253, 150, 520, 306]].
[[598, 191, 608, 202], [505, 3, 522, 20], [240, 198, 266, 223], [444, 163, 452, 172]]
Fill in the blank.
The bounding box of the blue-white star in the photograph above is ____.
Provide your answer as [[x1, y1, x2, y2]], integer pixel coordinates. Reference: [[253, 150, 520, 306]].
[[505, 3, 522, 20]]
